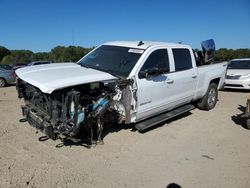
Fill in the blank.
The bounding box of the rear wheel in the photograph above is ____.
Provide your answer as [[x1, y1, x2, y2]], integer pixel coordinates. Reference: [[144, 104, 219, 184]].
[[197, 83, 218, 110], [0, 78, 6, 88], [246, 119, 250, 130]]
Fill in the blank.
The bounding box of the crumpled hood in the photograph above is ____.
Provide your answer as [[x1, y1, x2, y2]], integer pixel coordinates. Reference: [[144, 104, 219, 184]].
[[226, 69, 250, 76], [15, 63, 117, 94]]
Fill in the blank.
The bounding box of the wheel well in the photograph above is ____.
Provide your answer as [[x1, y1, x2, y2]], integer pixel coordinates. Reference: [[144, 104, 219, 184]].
[[0, 77, 6, 81], [210, 78, 220, 86], [0, 77, 7, 87]]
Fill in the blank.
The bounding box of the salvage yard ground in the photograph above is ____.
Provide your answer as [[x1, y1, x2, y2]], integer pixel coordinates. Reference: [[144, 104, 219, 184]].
[[0, 87, 250, 188]]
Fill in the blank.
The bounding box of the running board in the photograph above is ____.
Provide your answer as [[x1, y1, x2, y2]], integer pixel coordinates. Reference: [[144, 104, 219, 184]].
[[135, 104, 195, 131]]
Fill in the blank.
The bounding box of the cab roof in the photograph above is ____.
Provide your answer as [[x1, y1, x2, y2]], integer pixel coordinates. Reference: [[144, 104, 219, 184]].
[[103, 41, 190, 49]]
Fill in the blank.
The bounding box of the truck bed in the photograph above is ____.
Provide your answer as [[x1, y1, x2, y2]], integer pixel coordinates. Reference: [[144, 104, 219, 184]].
[[194, 62, 227, 100]]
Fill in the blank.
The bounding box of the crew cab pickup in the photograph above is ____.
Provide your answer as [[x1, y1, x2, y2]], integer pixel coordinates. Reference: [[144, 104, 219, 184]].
[[16, 39, 227, 146]]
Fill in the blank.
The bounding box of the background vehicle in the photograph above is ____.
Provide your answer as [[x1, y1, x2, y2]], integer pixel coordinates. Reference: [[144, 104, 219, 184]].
[[16, 39, 227, 146], [224, 58, 250, 89], [0, 64, 12, 70], [0, 64, 16, 87], [28, 61, 52, 66], [11, 63, 27, 70]]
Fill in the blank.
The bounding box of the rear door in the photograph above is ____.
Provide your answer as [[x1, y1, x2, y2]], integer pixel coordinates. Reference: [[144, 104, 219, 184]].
[[168, 48, 197, 104]]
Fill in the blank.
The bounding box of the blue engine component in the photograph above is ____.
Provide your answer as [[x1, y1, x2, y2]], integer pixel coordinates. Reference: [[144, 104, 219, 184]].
[[77, 110, 85, 125], [69, 101, 85, 126], [92, 98, 109, 110], [92, 98, 110, 117]]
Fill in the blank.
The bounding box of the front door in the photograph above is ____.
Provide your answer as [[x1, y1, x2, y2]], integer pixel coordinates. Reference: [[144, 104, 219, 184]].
[[136, 49, 173, 120]]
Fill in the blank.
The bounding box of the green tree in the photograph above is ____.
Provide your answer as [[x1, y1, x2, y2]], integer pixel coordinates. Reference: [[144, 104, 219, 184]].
[[11, 50, 34, 64], [50, 46, 67, 62], [215, 48, 250, 61], [0, 46, 11, 62], [50, 46, 93, 63], [33, 52, 50, 61], [1, 55, 15, 64]]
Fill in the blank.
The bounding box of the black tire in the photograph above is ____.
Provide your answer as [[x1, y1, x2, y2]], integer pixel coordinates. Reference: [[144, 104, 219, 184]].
[[246, 119, 250, 130], [197, 83, 218, 111], [0, 78, 6, 88]]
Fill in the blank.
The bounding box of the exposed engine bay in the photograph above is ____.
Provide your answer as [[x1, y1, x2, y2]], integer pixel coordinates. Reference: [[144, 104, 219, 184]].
[[16, 78, 135, 146]]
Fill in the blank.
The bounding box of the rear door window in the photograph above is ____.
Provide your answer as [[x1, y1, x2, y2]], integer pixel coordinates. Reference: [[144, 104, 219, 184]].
[[172, 48, 193, 71]]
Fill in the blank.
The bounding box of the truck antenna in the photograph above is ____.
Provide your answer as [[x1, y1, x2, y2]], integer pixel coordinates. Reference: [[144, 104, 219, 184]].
[[72, 28, 75, 46], [138, 41, 144, 46]]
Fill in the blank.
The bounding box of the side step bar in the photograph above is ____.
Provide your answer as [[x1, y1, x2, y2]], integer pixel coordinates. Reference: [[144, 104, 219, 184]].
[[135, 104, 195, 131]]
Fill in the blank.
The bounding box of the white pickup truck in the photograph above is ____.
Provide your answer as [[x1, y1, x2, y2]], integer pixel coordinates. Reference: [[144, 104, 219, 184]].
[[16, 39, 227, 145]]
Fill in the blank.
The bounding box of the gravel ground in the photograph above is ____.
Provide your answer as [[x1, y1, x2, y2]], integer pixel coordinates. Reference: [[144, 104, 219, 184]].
[[0, 86, 250, 188]]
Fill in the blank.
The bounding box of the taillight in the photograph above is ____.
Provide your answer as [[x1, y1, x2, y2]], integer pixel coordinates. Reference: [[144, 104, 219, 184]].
[[11, 70, 16, 77]]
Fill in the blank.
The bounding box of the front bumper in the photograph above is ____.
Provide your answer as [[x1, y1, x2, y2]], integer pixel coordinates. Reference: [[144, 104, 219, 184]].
[[21, 105, 56, 139], [224, 78, 250, 90]]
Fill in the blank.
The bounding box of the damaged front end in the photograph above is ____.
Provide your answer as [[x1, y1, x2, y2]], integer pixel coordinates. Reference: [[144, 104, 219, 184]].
[[16, 78, 135, 146]]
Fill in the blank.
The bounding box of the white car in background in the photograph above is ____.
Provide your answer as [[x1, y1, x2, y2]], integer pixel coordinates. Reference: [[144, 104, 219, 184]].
[[224, 58, 250, 89]]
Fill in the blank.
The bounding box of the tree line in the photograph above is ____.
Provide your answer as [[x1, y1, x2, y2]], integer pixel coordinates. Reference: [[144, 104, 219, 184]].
[[214, 48, 250, 61], [0, 45, 250, 65], [0, 45, 94, 65]]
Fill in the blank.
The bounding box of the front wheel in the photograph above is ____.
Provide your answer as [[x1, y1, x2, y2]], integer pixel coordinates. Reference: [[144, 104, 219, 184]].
[[0, 78, 6, 88], [197, 83, 218, 111]]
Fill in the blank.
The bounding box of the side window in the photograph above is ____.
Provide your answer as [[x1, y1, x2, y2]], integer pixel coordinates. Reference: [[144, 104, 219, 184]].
[[139, 49, 169, 78], [172, 48, 193, 71]]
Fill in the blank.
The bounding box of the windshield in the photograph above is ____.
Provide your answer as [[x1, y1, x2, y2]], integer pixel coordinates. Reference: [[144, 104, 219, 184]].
[[78, 45, 143, 77], [0, 65, 12, 70], [228, 60, 250, 69]]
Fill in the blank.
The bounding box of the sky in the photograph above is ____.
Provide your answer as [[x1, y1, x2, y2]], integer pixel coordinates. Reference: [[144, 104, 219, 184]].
[[0, 0, 250, 52]]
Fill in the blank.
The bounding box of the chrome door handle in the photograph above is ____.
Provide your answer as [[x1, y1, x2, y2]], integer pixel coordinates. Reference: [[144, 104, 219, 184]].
[[192, 75, 197, 78], [166, 79, 174, 84]]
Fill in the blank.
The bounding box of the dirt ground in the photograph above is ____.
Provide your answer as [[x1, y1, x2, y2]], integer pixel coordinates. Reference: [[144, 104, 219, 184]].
[[0, 86, 250, 188]]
